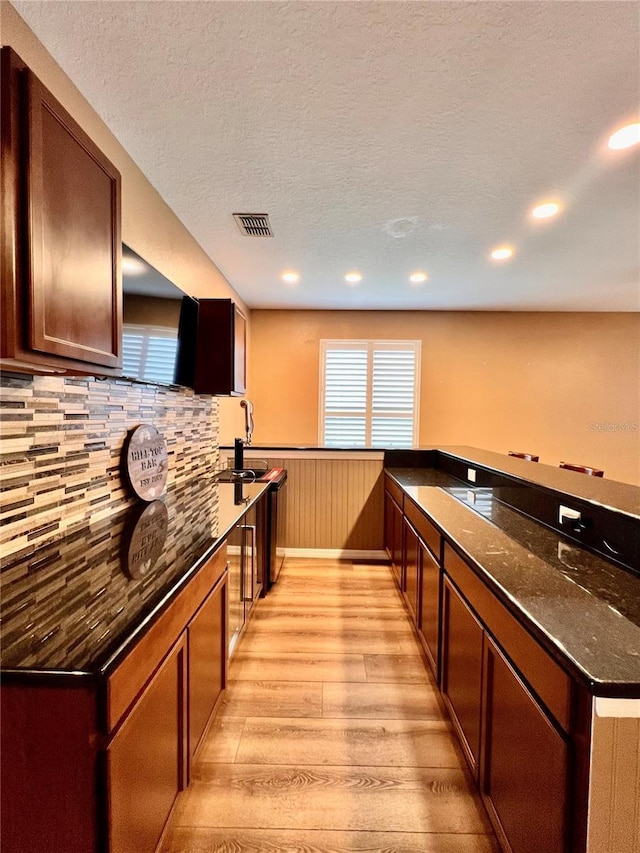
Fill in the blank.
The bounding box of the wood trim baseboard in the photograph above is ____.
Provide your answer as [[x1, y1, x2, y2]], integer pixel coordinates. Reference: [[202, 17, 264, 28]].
[[284, 548, 389, 560]]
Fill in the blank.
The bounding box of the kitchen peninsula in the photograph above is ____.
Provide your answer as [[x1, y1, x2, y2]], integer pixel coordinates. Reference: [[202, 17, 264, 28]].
[[383, 447, 640, 853]]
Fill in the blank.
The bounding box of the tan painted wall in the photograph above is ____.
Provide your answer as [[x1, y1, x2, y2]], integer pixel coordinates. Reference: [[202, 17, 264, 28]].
[[0, 2, 247, 443], [248, 311, 640, 485]]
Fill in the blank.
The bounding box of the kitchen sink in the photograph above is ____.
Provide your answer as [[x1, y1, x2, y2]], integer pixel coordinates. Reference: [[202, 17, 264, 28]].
[[213, 466, 267, 483]]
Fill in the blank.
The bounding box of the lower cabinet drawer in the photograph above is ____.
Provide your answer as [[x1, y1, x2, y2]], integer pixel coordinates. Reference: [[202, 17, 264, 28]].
[[106, 546, 227, 731], [384, 474, 404, 509], [405, 496, 441, 561]]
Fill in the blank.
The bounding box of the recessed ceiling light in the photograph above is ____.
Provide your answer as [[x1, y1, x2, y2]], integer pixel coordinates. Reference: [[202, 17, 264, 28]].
[[608, 122, 640, 150], [409, 272, 428, 283], [490, 246, 514, 261], [122, 256, 147, 276], [281, 271, 299, 284], [345, 272, 362, 284], [531, 201, 561, 220]]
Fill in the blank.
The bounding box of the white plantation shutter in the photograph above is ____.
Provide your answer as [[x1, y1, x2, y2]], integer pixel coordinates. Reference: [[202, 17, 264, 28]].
[[320, 340, 420, 447], [122, 325, 178, 384]]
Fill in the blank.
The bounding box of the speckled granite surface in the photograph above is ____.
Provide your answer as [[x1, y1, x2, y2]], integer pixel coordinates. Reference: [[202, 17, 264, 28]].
[[388, 467, 640, 698], [0, 478, 267, 678]]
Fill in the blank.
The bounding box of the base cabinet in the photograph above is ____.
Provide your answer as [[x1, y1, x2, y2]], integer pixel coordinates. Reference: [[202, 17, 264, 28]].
[[388, 490, 588, 853], [481, 636, 569, 853], [441, 576, 484, 773], [107, 637, 186, 853]]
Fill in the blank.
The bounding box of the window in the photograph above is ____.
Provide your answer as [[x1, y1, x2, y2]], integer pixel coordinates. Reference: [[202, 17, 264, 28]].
[[319, 340, 420, 448], [122, 324, 178, 384]]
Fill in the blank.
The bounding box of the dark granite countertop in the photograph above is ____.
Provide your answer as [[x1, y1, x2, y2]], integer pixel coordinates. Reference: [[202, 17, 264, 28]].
[[387, 467, 640, 698], [220, 444, 384, 453], [0, 477, 268, 680], [399, 445, 640, 520]]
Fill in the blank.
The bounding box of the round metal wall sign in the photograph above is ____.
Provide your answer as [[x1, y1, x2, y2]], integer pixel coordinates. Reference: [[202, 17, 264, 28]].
[[124, 424, 169, 501]]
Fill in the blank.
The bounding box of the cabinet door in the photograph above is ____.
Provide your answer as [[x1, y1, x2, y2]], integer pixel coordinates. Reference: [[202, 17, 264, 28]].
[[403, 518, 420, 623], [481, 636, 570, 853], [418, 539, 440, 678], [441, 576, 484, 774], [192, 299, 246, 395], [233, 304, 247, 394], [107, 636, 186, 853], [188, 577, 227, 765], [384, 491, 404, 589], [27, 66, 121, 367], [1, 47, 122, 374]]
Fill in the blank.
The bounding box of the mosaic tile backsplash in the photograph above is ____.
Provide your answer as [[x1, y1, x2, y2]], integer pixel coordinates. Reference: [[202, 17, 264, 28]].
[[0, 373, 219, 559]]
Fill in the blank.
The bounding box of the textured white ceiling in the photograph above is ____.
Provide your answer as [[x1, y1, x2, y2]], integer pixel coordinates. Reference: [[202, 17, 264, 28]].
[[11, 0, 640, 310]]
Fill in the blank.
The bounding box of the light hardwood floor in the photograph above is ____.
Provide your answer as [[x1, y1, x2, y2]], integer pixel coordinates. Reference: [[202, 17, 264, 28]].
[[161, 558, 499, 853]]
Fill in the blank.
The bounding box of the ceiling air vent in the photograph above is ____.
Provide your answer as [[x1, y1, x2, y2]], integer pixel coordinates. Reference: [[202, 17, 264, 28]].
[[233, 213, 273, 237]]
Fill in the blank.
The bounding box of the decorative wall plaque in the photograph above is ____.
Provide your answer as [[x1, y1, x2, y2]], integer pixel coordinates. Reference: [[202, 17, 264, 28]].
[[123, 500, 169, 579], [123, 424, 169, 501]]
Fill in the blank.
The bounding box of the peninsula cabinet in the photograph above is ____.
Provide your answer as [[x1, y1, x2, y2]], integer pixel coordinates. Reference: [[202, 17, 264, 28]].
[[384, 451, 640, 853], [443, 543, 580, 853], [441, 576, 484, 773], [1, 46, 122, 377], [481, 635, 569, 853], [404, 496, 442, 679], [383, 474, 404, 588], [403, 517, 420, 622]]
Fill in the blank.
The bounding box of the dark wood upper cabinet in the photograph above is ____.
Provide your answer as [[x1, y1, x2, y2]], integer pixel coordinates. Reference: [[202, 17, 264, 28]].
[[1, 47, 122, 375], [176, 297, 247, 395]]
